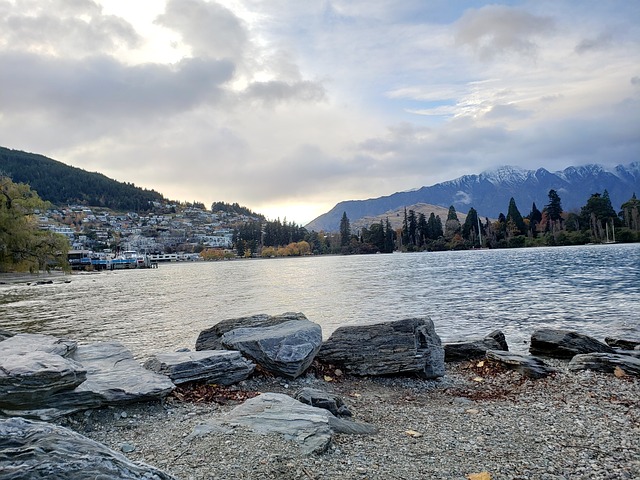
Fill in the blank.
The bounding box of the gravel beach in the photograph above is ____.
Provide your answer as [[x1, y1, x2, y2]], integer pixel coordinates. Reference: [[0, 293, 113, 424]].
[[55, 360, 639, 480]]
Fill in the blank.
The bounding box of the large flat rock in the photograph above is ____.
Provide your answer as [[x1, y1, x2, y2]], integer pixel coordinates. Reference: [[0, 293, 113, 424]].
[[486, 350, 557, 379], [196, 312, 309, 351], [317, 317, 445, 378], [444, 330, 509, 362], [144, 349, 255, 385], [1, 339, 175, 419], [569, 352, 640, 376], [0, 332, 77, 357], [529, 328, 615, 358], [0, 417, 175, 479], [199, 392, 376, 455], [220, 320, 322, 379], [0, 351, 87, 409]]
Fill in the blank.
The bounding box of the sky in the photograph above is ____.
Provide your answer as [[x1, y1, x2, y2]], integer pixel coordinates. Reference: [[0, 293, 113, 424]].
[[0, 1, 639, 225]]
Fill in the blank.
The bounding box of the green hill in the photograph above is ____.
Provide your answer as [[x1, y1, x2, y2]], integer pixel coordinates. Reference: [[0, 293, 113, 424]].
[[0, 146, 165, 211]]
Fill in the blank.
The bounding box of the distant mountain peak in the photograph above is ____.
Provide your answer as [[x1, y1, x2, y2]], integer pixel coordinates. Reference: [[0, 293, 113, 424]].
[[305, 162, 640, 232]]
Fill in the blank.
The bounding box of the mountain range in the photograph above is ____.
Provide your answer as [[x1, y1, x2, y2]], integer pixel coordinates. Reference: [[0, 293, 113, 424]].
[[305, 163, 640, 232]]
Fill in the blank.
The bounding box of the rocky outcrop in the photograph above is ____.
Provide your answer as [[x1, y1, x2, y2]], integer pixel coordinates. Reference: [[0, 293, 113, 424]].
[[196, 312, 309, 351], [220, 320, 322, 379], [294, 388, 352, 417], [0, 351, 87, 409], [0, 335, 174, 419], [485, 350, 557, 379], [199, 392, 376, 455], [568, 353, 640, 377], [529, 329, 615, 358], [317, 317, 445, 378], [0, 417, 175, 479], [604, 336, 640, 351], [444, 330, 509, 362], [144, 350, 255, 385]]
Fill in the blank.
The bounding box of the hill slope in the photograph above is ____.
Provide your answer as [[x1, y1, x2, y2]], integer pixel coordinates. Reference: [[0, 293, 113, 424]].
[[306, 163, 640, 232], [0, 146, 165, 211]]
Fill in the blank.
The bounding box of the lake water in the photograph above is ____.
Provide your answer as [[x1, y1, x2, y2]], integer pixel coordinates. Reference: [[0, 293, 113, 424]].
[[1, 244, 638, 359]]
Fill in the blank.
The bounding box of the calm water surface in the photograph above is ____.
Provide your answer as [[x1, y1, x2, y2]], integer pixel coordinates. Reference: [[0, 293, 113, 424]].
[[1, 244, 638, 358]]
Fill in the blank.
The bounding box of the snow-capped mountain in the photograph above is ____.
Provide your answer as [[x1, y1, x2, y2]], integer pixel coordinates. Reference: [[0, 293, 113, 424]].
[[305, 163, 640, 232]]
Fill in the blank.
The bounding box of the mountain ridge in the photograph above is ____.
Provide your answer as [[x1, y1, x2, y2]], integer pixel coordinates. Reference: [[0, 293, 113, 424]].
[[306, 162, 640, 232]]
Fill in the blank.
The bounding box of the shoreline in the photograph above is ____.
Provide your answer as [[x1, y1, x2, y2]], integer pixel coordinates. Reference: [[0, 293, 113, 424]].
[[55, 359, 639, 480]]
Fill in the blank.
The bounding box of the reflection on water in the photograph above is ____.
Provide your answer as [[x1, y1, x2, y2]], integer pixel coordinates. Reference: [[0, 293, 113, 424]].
[[1, 243, 639, 358]]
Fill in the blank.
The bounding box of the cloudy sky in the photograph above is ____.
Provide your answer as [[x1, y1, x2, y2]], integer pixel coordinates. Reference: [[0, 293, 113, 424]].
[[1, 1, 638, 224]]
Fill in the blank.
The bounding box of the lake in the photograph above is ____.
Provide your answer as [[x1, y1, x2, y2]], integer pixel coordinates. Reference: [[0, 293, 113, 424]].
[[1, 244, 638, 359]]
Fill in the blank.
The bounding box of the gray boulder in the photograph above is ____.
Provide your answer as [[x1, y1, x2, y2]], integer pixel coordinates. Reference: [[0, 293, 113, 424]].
[[486, 350, 557, 379], [317, 317, 445, 378], [569, 353, 640, 376], [294, 387, 352, 417], [220, 320, 322, 379], [0, 417, 175, 479], [529, 328, 615, 358], [604, 336, 640, 351], [0, 351, 87, 409], [444, 330, 509, 362], [144, 350, 255, 385], [0, 332, 77, 357], [196, 312, 308, 350], [202, 392, 376, 455], [1, 340, 175, 419], [0, 330, 15, 342]]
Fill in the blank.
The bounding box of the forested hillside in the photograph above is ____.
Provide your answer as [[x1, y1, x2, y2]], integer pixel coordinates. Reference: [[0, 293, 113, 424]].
[[0, 146, 165, 211]]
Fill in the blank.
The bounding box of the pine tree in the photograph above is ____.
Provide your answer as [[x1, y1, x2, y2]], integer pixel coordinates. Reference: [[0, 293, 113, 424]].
[[339, 212, 351, 247], [506, 198, 526, 236]]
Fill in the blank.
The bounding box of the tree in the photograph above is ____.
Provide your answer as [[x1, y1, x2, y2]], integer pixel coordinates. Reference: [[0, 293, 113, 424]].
[[444, 206, 461, 240], [506, 197, 526, 236], [581, 191, 618, 241], [339, 212, 351, 247], [544, 190, 563, 231], [407, 209, 417, 246], [527, 202, 542, 236], [620, 193, 640, 231], [0, 176, 69, 272], [461, 207, 480, 244]]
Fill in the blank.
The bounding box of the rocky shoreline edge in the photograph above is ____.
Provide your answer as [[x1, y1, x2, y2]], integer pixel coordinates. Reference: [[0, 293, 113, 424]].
[[1, 314, 639, 480]]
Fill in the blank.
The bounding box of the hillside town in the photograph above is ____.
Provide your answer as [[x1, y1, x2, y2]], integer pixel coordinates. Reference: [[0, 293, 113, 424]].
[[37, 202, 262, 262]]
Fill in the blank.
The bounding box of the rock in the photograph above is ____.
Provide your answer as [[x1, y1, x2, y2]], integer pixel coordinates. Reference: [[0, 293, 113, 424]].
[[0, 351, 87, 409], [444, 330, 509, 362], [1, 341, 175, 419], [220, 320, 322, 379], [485, 350, 557, 379], [0, 330, 15, 342], [317, 317, 445, 378], [529, 328, 615, 358], [294, 387, 352, 417], [207, 392, 376, 455], [604, 336, 640, 351], [144, 349, 255, 385], [568, 353, 640, 376], [0, 417, 175, 479], [196, 312, 309, 351], [0, 332, 77, 357]]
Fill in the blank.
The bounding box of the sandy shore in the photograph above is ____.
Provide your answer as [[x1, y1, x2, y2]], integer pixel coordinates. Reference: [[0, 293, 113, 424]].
[[56, 360, 639, 480]]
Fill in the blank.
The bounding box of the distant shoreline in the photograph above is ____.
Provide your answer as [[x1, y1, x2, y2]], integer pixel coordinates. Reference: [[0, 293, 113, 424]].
[[0, 271, 71, 285]]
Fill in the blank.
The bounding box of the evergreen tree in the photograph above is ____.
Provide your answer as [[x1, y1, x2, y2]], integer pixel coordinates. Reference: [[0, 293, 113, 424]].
[[401, 208, 409, 246], [384, 218, 395, 253], [339, 212, 351, 247], [506, 197, 526, 236], [444, 206, 461, 239], [461, 207, 480, 243], [544, 190, 563, 230], [447, 205, 459, 221], [620, 193, 639, 231], [407, 209, 417, 245], [527, 202, 542, 236], [417, 213, 428, 246]]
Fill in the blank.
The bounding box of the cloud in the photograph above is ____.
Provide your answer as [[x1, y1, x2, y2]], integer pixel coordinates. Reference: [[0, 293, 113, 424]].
[[0, 0, 139, 56], [575, 32, 614, 54], [155, 0, 247, 60], [455, 5, 555, 61]]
